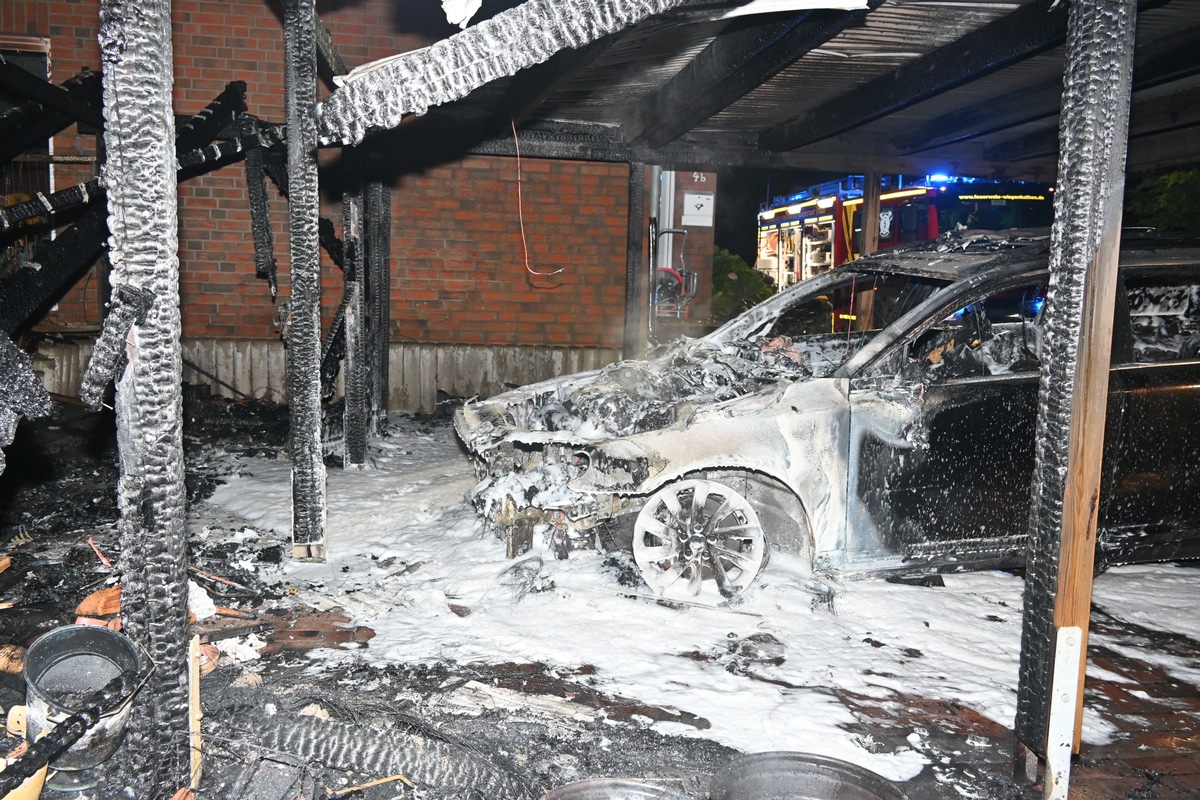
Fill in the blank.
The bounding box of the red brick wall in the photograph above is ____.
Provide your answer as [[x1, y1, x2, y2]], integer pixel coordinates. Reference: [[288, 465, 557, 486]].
[[9, 1, 714, 351]]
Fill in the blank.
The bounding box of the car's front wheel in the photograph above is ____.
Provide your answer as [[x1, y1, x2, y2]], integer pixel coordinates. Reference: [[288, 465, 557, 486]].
[[632, 478, 769, 603]]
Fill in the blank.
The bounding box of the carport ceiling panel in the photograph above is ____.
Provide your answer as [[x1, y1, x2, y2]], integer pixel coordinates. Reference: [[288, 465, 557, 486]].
[[699, 0, 1023, 135], [879, 51, 1068, 151], [533, 16, 728, 121]]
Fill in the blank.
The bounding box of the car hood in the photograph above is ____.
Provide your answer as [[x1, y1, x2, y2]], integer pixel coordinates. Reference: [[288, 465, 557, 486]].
[[454, 334, 821, 455]]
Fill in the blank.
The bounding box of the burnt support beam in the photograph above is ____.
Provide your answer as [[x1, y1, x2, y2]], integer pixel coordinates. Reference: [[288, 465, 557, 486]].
[[94, 0, 189, 792], [761, 0, 1071, 152], [0, 68, 101, 163], [0, 56, 103, 129], [1015, 0, 1136, 775], [284, 0, 327, 560], [623, 162, 647, 360], [622, 5, 879, 149], [364, 165, 391, 429], [341, 155, 368, 468], [1, 138, 242, 232], [0, 201, 108, 337], [174, 80, 246, 150]]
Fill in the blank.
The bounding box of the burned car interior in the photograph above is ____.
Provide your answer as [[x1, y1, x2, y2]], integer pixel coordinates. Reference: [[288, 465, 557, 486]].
[[455, 230, 1200, 604]]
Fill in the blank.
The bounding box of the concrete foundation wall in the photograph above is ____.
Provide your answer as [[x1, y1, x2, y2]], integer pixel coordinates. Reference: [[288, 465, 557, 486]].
[[33, 338, 620, 415]]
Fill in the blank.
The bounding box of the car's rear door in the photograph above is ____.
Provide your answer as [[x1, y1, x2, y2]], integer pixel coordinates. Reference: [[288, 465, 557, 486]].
[[1100, 262, 1200, 565]]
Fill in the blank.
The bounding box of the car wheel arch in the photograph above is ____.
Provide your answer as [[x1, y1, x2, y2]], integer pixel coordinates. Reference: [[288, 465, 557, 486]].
[[662, 467, 816, 570]]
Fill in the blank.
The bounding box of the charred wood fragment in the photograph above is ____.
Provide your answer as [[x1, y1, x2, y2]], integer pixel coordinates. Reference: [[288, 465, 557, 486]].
[[315, 17, 349, 88], [0, 57, 103, 129], [318, 216, 344, 269], [0, 139, 243, 232], [0, 179, 99, 232], [238, 114, 278, 297], [79, 284, 154, 410], [319, 296, 348, 402]]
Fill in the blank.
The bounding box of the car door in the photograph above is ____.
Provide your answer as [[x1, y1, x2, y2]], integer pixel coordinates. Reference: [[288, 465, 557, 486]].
[[846, 279, 1052, 571], [1100, 266, 1200, 565]]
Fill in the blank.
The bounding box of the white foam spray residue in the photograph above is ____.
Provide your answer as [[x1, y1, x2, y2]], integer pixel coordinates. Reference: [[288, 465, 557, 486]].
[[207, 420, 1200, 783]]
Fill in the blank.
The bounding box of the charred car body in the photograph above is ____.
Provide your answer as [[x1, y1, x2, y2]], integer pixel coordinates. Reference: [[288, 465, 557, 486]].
[[455, 230, 1200, 602]]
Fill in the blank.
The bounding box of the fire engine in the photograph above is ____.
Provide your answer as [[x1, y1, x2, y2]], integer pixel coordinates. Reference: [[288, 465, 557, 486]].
[[755, 175, 1054, 289]]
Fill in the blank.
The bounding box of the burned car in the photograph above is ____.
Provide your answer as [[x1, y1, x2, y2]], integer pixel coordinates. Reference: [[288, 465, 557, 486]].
[[454, 230, 1200, 602]]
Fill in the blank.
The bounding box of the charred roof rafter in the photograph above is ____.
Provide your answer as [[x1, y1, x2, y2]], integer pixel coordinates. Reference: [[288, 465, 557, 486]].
[[499, 40, 612, 129], [892, 22, 1200, 154], [620, 3, 881, 149], [983, 82, 1200, 164], [760, 0, 1075, 152]]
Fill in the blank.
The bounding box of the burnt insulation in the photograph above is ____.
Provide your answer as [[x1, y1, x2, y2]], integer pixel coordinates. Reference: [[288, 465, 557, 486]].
[[315, 0, 686, 145], [1014, 0, 1136, 757], [235, 714, 534, 799], [97, 0, 191, 792], [0, 336, 52, 476]]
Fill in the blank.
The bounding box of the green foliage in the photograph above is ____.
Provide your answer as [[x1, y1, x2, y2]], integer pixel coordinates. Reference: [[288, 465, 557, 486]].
[[710, 246, 775, 321], [1124, 167, 1200, 232]]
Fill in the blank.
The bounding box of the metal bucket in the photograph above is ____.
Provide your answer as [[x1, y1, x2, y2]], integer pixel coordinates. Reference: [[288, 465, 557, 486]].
[[542, 778, 693, 799], [708, 752, 908, 800], [23, 625, 145, 790]]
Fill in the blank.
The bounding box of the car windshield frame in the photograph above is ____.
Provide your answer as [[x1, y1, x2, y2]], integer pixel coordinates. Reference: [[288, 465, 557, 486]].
[[837, 260, 1051, 379]]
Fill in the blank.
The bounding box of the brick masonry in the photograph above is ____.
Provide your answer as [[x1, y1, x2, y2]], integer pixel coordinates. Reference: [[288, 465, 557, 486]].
[[7, 1, 717, 352]]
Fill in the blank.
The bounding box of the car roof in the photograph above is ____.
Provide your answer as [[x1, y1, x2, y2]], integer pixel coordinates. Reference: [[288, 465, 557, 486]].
[[848, 229, 1052, 281]]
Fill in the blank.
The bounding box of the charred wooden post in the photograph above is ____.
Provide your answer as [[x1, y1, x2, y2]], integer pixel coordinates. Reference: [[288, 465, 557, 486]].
[[623, 161, 647, 359], [95, 0, 189, 791], [0, 68, 101, 163], [342, 154, 368, 468], [853, 171, 881, 330], [284, 0, 327, 560], [237, 115, 279, 297], [1014, 0, 1136, 777], [364, 164, 392, 429]]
